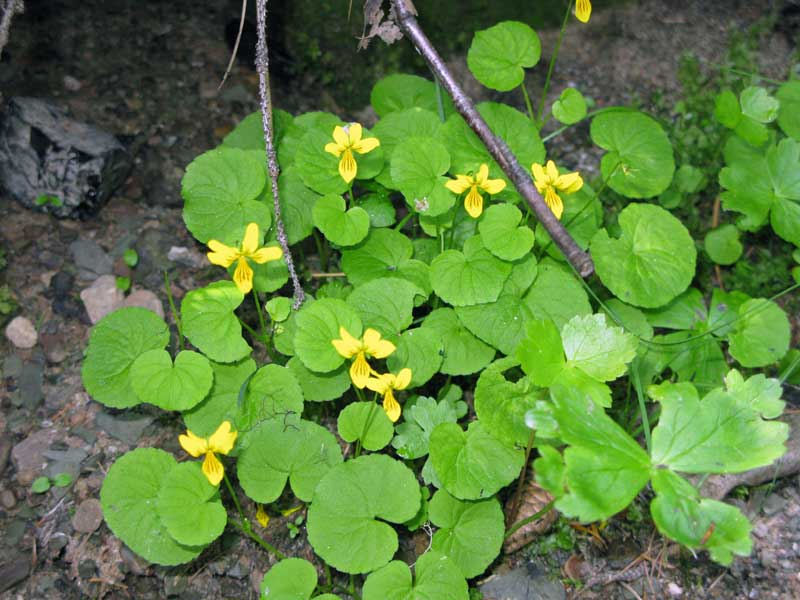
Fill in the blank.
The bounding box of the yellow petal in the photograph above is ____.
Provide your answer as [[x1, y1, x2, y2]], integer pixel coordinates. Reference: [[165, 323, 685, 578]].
[[233, 257, 254, 294], [256, 505, 270, 528], [207, 240, 239, 268], [363, 328, 395, 358], [350, 352, 372, 389], [556, 171, 583, 194], [365, 373, 389, 394], [481, 176, 506, 195], [250, 246, 283, 264], [464, 186, 484, 218], [545, 160, 559, 182], [179, 430, 208, 457], [475, 163, 490, 184], [202, 451, 225, 486], [382, 390, 401, 423], [531, 162, 547, 190], [324, 142, 343, 157], [208, 421, 237, 455], [339, 149, 357, 183], [576, 0, 591, 22], [347, 122, 363, 146], [332, 125, 349, 149], [353, 136, 380, 154], [544, 188, 564, 220], [445, 175, 473, 195], [394, 368, 412, 390], [332, 326, 361, 358], [241, 222, 260, 255]]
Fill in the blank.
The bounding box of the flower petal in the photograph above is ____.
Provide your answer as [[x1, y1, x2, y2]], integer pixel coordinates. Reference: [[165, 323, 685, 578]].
[[233, 257, 254, 294], [332, 125, 349, 148], [207, 240, 239, 268], [241, 222, 260, 255], [382, 390, 402, 423], [365, 374, 389, 394], [332, 326, 361, 358], [445, 175, 473, 195], [481, 176, 506, 195], [576, 0, 592, 22], [339, 149, 357, 183], [475, 163, 490, 184], [347, 122, 363, 146], [464, 186, 484, 218], [179, 430, 208, 457], [545, 160, 559, 182], [350, 352, 372, 389], [363, 328, 395, 358], [556, 171, 583, 194], [250, 246, 283, 264], [208, 421, 237, 455], [545, 188, 564, 220], [324, 142, 342, 157], [353, 136, 380, 154], [256, 504, 270, 528], [202, 451, 225, 486], [394, 368, 412, 390]]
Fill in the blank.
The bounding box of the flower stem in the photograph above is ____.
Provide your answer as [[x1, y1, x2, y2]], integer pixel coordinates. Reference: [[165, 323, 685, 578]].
[[504, 500, 555, 540], [506, 428, 536, 525], [394, 211, 414, 232], [520, 80, 536, 123], [536, 0, 572, 125], [252, 289, 268, 344], [223, 472, 287, 560]]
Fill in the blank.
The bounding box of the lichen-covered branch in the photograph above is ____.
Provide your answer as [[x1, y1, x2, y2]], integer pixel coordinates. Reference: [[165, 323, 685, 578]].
[[390, 0, 595, 277], [0, 0, 24, 60], [255, 0, 305, 308]]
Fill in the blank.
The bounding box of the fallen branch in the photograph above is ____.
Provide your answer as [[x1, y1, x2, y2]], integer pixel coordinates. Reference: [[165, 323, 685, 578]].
[[0, 0, 24, 59], [390, 0, 594, 277]]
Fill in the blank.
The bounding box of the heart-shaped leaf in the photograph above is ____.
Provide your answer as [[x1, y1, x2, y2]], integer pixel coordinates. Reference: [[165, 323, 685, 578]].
[[182, 281, 252, 363], [467, 21, 541, 92], [130, 349, 213, 411], [313, 194, 371, 247], [157, 462, 226, 547]]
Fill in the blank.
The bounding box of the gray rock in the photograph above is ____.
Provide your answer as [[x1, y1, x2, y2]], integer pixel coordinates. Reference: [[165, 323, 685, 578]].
[[95, 411, 153, 445], [70, 239, 112, 281], [164, 575, 188, 597], [71, 498, 103, 534], [0, 552, 29, 593], [79, 274, 124, 324], [16, 355, 45, 409], [0, 97, 131, 219], [1, 489, 16, 509], [123, 289, 164, 318], [43, 447, 88, 481], [480, 563, 566, 600], [168, 245, 207, 269], [4, 316, 38, 349], [11, 428, 57, 481]]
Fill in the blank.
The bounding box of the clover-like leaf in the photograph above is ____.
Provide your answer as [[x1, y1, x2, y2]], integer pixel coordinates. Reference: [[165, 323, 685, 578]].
[[294, 298, 363, 373], [362, 551, 468, 600], [82, 307, 170, 409], [157, 462, 226, 547], [591, 203, 696, 308], [101, 449, 203, 565], [238, 418, 341, 503], [306, 455, 420, 574], [467, 21, 541, 92], [287, 357, 350, 402], [236, 364, 304, 432], [429, 490, 504, 578], [478, 203, 535, 261], [130, 349, 213, 412], [338, 401, 394, 451], [183, 358, 256, 437], [181, 281, 251, 363], [727, 298, 790, 367], [386, 328, 444, 388], [590, 110, 675, 198], [704, 224, 743, 266], [522, 258, 591, 328], [181, 147, 269, 245], [429, 422, 523, 500], [431, 236, 512, 306], [561, 314, 638, 381], [421, 308, 495, 376], [313, 194, 370, 247], [723, 369, 784, 419], [552, 87, 587, 125]]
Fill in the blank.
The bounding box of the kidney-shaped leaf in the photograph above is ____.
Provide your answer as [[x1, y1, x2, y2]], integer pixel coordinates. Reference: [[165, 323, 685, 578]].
[[467, 21, 541, 92], [294, 298, 363, 373], [182, 281, 251, 363], [362, 551, 468, 600], [130, 349, 213, 411], [157, 462, 226, 547]]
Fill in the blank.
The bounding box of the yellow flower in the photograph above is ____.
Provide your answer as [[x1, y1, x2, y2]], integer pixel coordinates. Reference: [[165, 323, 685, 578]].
[[324, 123, 380, 183], [331, 326, 395, 389], [178, 421, 238, 486], [575, 0, 591, 23], [365, 368, 412, 423], [445, 163, 506, 218], [207, 222, 283, 295], [531, 160, 583, 220], [256, 505, 270, 528]]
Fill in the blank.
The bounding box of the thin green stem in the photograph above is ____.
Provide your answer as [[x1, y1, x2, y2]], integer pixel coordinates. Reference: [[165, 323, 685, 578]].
[[779, 352, 800, 385], [238, 317, 259, 339], [252, 290, 268, 344], [520, 80, 536, 123], [394, 211, 414, 232], [712, 63, 786, 85], [541, 108, 617, 143], [223, 470, 246, 522], [536, 0, 572, 125], [163, 271, 184, 351], [630, 360, 652, 454], [434, 78, 446, 123], [504, 500, 555, 540], [224, 472, 287, 559]]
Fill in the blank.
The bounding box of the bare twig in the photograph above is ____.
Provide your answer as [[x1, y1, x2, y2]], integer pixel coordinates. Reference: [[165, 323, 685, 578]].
[[255, 0, 305, 308], [0, 0, 24, 59], [390, 0, 594, 277], [218, 0, 247, 91]]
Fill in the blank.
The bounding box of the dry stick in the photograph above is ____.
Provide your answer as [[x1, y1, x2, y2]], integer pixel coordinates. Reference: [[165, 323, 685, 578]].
[[390, 0, 594, 277], [218, 0, 247, 91], [0, 0, 24, 58], [255, 0, 305, 308]]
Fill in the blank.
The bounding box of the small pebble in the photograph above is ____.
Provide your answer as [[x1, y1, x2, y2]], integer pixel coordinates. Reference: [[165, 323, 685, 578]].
[[71, 498, 103, 534], [1, 489, 17, 509], [667, 581, 683, 597], [63, 75, 82, 91], [79, 275, 125, 324], [123, 289, 164, 318], [5, 316, 38, 349]]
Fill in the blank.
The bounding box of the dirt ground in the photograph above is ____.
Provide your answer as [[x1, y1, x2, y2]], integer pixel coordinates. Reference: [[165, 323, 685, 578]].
[[1, 0, 798, 598]]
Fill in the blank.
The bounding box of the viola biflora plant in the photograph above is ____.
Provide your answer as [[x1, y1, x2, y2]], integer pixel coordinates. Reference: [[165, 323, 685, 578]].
[[82, 2, 798, 597]]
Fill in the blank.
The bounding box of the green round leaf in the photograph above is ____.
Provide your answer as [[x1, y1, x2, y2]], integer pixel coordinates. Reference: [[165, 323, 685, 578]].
[[590, 203, 697, 308], [455, 294, 533, 356], [590, 110, 675, 198], [431, 236, 512, 306], [260, 558, 320, 600], [777, 81, 800, 140], [341, 228, 414, 287], [236, 364, 304, 432], [522, 259, 591, 329], [740, 86, 779, 124], [386, 328, 444, 388], [100, 449, 203, 565], [313, 194, 370, 247], [278, 111, 341, 169], [223, 109, 293, 152], [181, 147, 269, 244], [372, 108, 442, 188], [130, 349, 213, 411], [362, 551, 468, 600], [502, 253, 539, 296], [157, 462, 226, 547], [429, 422, 523, 500], [31, 477, 51, 493], [478, 204, 535, 261], [287, 357, 350, 402], [361, 194, 396, 227], [182, 281, 252, 363], [294, 298, 362, 373], [306, 455, 421, 574], [390, 137, 451, 201], [82, 307, 170, 409], [338, 402, 394, 451], [183, 358, 257, 437], [704, 224, 743, 265], [728, 299, 790, 367], [467, 21, 541, 92], [421, 308, 495, 376], [53, 472, 73, 487], [266, 296, 292, 322], [346, 278, 417, 338], [238, 419, 342, 503], [277, 167, 319, 244], [429, 490, 504, 578], [714, 90, 742, 129], [371, 74, 453, 118], [552, 87, 587, 125]]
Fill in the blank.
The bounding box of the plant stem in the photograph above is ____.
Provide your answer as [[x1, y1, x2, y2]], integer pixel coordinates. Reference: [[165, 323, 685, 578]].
[[252, 290, 268, 344], [163, 271, 184, 351], [394, 211, 414, 231], [238, 317, 259, 339], [224, 471, 287, 560], [313, 229, 330, 272], [630, 361, 652, 454], [536, 0, 572, 125], [520, 80, 536, 123], [504, 500, 555, 540], [223, 470, 246, 521], [506, 428, 536, 525]]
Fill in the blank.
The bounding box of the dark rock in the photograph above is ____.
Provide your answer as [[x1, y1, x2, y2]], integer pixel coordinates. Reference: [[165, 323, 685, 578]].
[[0, 97, 131, 219], [69, 239, 112, 281], [38, 249, 63, 270], [16, 355, 45, 409], [0, 435, 12, 475], [94, 411, 153, 445], [164, 575, 188, 597], [49, 271, 75, 299], [0, 552, 30, 593], [480, 562, 566, 600], [77, 559, 96, 579], [52, 296, 83, 320]]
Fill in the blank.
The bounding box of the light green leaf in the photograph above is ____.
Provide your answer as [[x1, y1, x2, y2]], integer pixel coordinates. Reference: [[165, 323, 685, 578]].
[[517, 319, 565, 386], [561, 314, 638, 381], [341, 228, 413, 286], [501, 253, 539, 296], [455, 293, 534, 356], [183, 358, 257, 437], [467, 21, 541, 92], [181, 147, 269, 245], [590, 203, 696, 308], [306, 455, 420, 574], [338, 402, 394, 451], [266, 296, 292, 323], [312, 194, 370, 247], [704, 224, 743, 265], [552, 87, 587, 125], [236, 364, 304, 432], [130, 350, 213, 411], [278, 112, 341, 169], [643, 287, 706, 330], [727, 298, 790, 367], [361, 194, 396, 227], [739, 86, 779, 123], [157, 462, 226, 547], [287, 357, 350, 402], [723, 369, 784, 419], [392, 396, 462, 460], [522, 258, 591, 328], [346, 278, 416, 338], [390, 137, 450, 201], [431, 236, 512, 306], [478, 203, 535, 261], [362, 551, 468, 600], [421, 308, 495, 376], [372, 108, 442, 189], [590, 110, 675, 198], [429, 422, 523, 500], [714, 90, 741, 129], [222, 109, 292, 153], [82, 307, 170, 409], [776, 81, 800, 140], [182, 281, 251, 363], [386, 328, 444, 388], [370, 74, 454, 118], [294, 298, 362, 373], [260, 558, 318, 600]]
